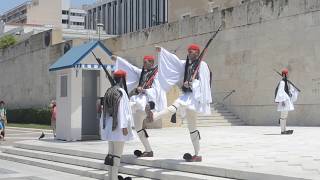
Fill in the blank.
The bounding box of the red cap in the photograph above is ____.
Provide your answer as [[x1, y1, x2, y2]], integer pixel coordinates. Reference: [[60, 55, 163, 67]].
[[187, 44, 201, 52], [282, 68, 289, 76], [113, 69, 127, 78], [143, 55, 155, 61]]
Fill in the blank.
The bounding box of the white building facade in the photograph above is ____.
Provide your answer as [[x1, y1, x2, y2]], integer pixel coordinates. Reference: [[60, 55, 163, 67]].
[[0, 0, 86, 30], [62, 0, 86, 30]]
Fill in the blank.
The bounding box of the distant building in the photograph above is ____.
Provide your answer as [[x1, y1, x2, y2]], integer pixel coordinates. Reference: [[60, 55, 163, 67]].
[[62, 0, 86, 30], [83, 0, 243, 35], [84, 0, 168, 35], [0, 0, 86, 30], [1, 0, 61, 28]]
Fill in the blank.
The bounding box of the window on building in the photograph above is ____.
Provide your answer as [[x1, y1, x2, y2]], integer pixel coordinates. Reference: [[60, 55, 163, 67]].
[[87, 10, 91, 29], [72, 22, 84, 26], [62, 10, 69, 15], [62, 19, 69, 24], [149, 0, 152, 26], [96, 7, 101, 23], [113, 2, 117, 34], [93, 8, 96, 29], [60, 75, 68, 97], [136, 0, 139, 30], [142, 0, 146, 28], [156, 0, 160, 24], [70, 12, 84, 16], [163, 0, 167, 23], [118, 0, 122, 34], [124, 0, 127, 33], [107, 3, 111, 34], [130, 0, 133, 32], [102, 4, 106, 30]]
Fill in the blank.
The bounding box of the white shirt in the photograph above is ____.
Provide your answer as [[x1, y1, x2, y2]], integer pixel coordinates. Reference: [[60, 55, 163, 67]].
[[275, 80, 299, 112]]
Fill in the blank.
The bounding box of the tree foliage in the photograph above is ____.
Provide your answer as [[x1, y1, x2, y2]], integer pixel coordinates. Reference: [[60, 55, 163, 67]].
[[0, 35, 17, 49]]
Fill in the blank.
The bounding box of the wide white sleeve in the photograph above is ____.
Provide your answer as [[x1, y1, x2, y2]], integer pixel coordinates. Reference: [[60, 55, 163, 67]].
[[290, 84, 299, 103], [157, 47, 185, 92], [198, 62, 212, 104], [115, 56, 142, 92], [118, 89, 134, 129], [275, 81, 290, 103]]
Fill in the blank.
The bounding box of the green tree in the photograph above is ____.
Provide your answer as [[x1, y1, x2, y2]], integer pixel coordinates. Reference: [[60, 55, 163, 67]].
[[0, 35, 17, 49]]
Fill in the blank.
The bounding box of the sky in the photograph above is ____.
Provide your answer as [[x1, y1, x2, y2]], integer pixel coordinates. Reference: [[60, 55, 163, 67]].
[[0, 0, 97, 14]]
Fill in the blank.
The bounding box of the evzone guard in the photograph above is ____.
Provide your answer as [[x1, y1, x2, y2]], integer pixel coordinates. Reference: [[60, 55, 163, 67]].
[[100, 69, 136, 180], [274, 68, 299, 135], [112, 55, 167, 157], [145, 44, 213, 162]]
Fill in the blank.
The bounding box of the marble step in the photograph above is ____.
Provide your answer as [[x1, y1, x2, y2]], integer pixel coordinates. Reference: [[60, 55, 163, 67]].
[[197, 116, 239, 120], [1, 146, 230, 180], [0, 151, 135, 180], [182, 122, 245, 127], [11, 141, 303, 180]]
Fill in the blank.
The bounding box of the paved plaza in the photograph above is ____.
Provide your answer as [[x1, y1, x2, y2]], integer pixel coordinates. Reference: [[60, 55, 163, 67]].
[[1, 126, 320, 179]]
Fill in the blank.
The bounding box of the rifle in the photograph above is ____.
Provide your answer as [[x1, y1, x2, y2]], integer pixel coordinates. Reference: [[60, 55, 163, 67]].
[[273, 69, 301, 92], [129, 66, 158, 97], [140, 67, 158, 89], [192, 24, 222, 80], [91, 51, 115, 86]]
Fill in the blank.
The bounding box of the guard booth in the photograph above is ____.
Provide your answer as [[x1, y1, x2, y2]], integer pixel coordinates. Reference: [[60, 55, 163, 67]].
[[49, 41, 113, 141]]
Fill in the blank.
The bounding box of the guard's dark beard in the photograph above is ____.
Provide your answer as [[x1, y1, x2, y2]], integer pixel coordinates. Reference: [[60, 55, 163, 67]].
[[188, 54, 198, 61]]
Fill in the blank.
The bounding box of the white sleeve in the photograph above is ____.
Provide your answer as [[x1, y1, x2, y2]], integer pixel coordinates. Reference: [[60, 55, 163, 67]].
[[198, 62, 212, 104], [115, 56, 142, 92], [275, 81, 290, 103], [118, 89, 134, 128], [290, 84, 299, 102], [157, 47, 185, 92]]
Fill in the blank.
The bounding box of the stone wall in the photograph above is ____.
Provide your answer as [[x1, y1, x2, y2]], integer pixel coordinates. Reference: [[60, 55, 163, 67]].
[[103, 0, 320, 126], [0, 30, 70, 108]]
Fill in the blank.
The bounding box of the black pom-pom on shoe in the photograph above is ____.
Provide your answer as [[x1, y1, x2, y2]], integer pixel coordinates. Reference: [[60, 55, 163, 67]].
[[183, 153, 192, 161], [134, 150, 142, 157]]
